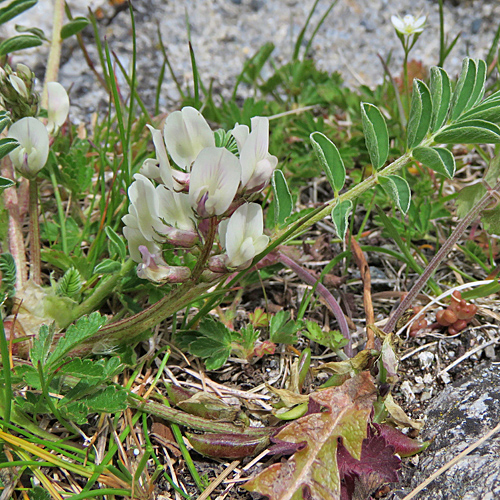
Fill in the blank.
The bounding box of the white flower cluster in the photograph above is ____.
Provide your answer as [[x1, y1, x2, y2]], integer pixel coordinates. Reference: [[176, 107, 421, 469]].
[[123, 107, 278, 282]]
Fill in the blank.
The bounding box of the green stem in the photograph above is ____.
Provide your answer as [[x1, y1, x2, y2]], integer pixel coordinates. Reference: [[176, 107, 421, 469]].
[[42, 0, 65, 106], [0, 314, 12, 425], [48, 160, 68, 255], [28, 178, 41, 285]]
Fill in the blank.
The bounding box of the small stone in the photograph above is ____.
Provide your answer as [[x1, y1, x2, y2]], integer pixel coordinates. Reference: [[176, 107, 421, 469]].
[[418, 351, 434, 370], [471, 18, 482, 34]]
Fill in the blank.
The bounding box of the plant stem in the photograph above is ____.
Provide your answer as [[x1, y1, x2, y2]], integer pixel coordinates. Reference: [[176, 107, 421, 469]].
[[278, 251, 353, 357], [48, 163, 68, 255], [42, 0, 65, 106], [28, 179, 41, 285], [0, 315, 12, 425], [383, 179, 500, 334]]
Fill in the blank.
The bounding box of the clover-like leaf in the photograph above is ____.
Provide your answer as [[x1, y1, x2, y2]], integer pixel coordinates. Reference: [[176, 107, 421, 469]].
[[430, 66, 451, 132], [310, 132, 346, 193], [407, 79, 432, 149], [379, 175, 411, 214], [361, 103, 389, 170], [331, 199, 352, 240], [412, 146, 456, 179]]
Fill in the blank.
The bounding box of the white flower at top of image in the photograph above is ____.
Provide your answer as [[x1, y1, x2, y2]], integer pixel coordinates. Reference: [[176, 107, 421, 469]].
[[233, 116, 278, 193], [189, 147, 241, 218], [163, 106, 215, 170], [391, 14, 426, 36], [219, 202, 269, 269], [46, 82, 69, 135], [8, 117, 49, 179]]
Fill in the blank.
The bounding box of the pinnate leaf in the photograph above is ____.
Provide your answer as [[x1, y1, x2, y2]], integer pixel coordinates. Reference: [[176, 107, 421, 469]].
[[244, 372, 377, 500]]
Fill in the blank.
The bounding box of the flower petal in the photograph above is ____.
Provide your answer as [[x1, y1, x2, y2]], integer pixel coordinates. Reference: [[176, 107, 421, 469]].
[[46, 82, 69, 134]]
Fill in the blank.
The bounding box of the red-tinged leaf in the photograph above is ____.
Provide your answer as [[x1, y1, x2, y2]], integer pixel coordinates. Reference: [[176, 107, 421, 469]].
[[166, 384, 195, 405], [177, 391, 239, 421], [186, 432, 269, 459], [374, 423, 430, 458], [268, 436, 307, 456], [244, 372, 377, 500], [338, 425, 401, 499]]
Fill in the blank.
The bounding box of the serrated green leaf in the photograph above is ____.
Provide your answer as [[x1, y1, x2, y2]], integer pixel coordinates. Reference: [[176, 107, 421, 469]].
[[0, 252, 16, 298], [30, 323, 55, 367], [56, 267, 82, 298], [412, 146, 456, 178], [379, 175, 411, 214], [105, 226, 127, 260], [0, 0, 37, 25], [47, 312, 106, 368], [271, 169, 293, 227], [310, 132, 346, 193], [60, 16, 90, 39], [485, 155, 500, 188], [0, 137, 19, 160], [450, 58, 477, 120], [93, 259, 122, 275], [361, 103, 389, 170], [58, 358, 106, 381], [434, 119, 500, 144], [269, 310, 302, 345], [407, 79, 432, 149], [0, 175, 15, 191], [304, 321, 347, 351], [430, 66, 451, 132], [0, 34, 42, 56], [59, 400, 88, 425], [331, 199, 352, 240], [85, 386, 127, 413]]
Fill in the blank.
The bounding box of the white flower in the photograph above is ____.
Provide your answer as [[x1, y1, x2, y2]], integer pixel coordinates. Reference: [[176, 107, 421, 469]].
[[8, 117, 49, 179], [164, 106, 215, 170], [232, 116, 277, 193], [219, 203, 269, 268], [156, 186, 195, 232], [46, 82, 69, 134], [8, 74, 28, 99], [123, 225, 162, 263], [136, 245, 191, 283], [189, 147, 241, 217], [391, 14, 426, 36]]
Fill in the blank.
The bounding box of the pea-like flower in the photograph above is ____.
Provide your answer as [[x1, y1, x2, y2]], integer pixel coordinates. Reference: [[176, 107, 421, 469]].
[[8, 117, 49, 179], [232, 116, 277, 193], [391, 14, 426, 36], [46, 82, 69, 134], [219, 202, 269, 269], [164, 106, 215, 170], [137, 245, 191, 283], [189, 147, 241, 218]]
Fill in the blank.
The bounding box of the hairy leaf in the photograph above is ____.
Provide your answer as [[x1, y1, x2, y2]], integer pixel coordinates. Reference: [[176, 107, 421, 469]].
[[0, 34, 41, 55], [450, 58, 477, 120], [361, 103, 388, 170], [379, 175, 411, 214], [412, 146, 455, 178], [331, 199, 352, 240], [310, 132, 346, 193], [272, 169, 293, 227], [430, 66, 451, 132], [407, 79, 432, 149], [244, 372, 377, 500], [434, 119, 500, 144]]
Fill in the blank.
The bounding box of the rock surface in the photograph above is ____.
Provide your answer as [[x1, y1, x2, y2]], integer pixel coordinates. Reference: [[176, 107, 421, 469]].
[[392, 361, 500, 500]]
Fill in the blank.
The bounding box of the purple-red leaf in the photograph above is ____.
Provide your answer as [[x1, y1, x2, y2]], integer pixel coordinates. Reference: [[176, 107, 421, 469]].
[[375, 423, 430, 457]]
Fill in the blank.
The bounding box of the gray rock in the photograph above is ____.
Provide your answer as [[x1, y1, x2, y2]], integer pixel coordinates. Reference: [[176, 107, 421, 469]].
[[392, 362, 500, 499]]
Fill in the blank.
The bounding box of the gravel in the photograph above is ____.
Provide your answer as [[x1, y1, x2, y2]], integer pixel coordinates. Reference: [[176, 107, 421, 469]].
[[2, 0, 500, 123]]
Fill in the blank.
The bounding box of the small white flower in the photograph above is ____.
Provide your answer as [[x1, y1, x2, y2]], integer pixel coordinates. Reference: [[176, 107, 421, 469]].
[[391, 14, 426, 36], [136, 245, 191, 283], [219, 203, 269, 269], [46, 82, 69, 134], [123, 225, 162, 263], [189, 147, 241, 217], [164, 106, 215, 170], [8, 117, 49, 179], [232, 116, 277, 193]]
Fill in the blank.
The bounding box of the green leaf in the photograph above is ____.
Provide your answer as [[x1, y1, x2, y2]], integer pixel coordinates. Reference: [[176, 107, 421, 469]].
[[14, 24, 48, 41], [379, 175, 411, 214], [310, 132, 346, 193], [269, 310, 302, 345], [412, 146, 456, 179], [93, 259, 122, 275], [60, 16, 90, 39], [0, 137, 19, 160], [58, 358, 106, 382], [304, 321, 347, 351], [30, 323, 55, 368], [85, 386, 127, 413], [361, 103, 389, 170], [430, 66, 451, 132], [56, 267, 82, 298], [467, 59, 487, 109], [0, 175, 15, 192], [0, 253, 16, 298], [485, 155, 500, 188], [47, 312, 106, 369], [177, 317, 233, 371], [434, 119, 500, 144], [407, 79, 432, 149], [481, 205, 500, 235], [28, 486, 51, 500], [0, 112, 11, 134], [0, 0, 37, 25], [105, 226, 127, 260], [271, 169, 293, 227], [0, 34, 42, 56], [458, 99, 500, 123], [456, 182, 486, 219], [450, 58, 477, 120], [331, 199, 352, 240]]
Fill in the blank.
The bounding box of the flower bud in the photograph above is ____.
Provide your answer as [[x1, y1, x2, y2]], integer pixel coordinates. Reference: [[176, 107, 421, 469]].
[[137, 245, 191, 283], [0, 63, 39, 121], [46, 82, 69, 135]]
